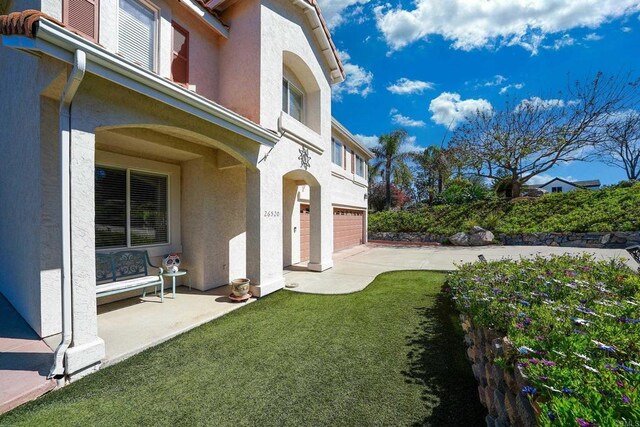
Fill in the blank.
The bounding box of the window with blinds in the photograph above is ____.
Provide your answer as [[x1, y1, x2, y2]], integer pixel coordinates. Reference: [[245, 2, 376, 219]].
[[64, 0, 99, 41], [118, 0, 156, 71], [171, 21, 189, 85], [95, 166, 168, 249]]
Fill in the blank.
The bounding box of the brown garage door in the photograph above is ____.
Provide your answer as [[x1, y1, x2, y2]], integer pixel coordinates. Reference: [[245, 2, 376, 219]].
[[333, 208, 364, 252], [300, 204, 310, 262]]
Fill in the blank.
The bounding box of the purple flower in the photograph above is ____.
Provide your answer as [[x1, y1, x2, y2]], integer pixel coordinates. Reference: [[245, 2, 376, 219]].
[[519, 300, 530, 307], [562, 387, 574, 395], [622, 395, 631, 404], [541, 360, 556, 367], [566, 271, 578, 277], [548, 412, 557, 421], [538, 376, 550, 381], [521, 386, 536, 395], [604, 364, 619, 372], [535, 335, 546, 341], [617, 364, 636, 373], [576, 418, 597, 427]]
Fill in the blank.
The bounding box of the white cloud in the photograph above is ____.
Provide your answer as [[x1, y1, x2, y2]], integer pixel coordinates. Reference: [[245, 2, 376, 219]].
[[499, 83, 525, 95], [332, 50, 374, 101], [390, 109, 426, 127], [545, 34, 576, 50], [374, 0, 640, 53], [387, 78, 435, 95], [584, 32, 604, 41], [622, 26, 633, 32], [354, 133, 423, 153], [528, 174, 575, 185], [517, 97, 580, 110], [483, 75, 508, 87], [428, 92, 492, 128], [355, 134, 379, 149], [317, 0, 371, 29]]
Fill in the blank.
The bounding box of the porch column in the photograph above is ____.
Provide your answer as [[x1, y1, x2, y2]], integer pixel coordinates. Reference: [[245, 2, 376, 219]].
[[65, 128, 105, 380], [246, 168, 285, 296], [308, 185, 333, 271]]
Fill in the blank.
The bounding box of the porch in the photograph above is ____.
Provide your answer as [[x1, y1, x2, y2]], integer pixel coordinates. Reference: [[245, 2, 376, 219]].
[[97, 285, 256, 364]]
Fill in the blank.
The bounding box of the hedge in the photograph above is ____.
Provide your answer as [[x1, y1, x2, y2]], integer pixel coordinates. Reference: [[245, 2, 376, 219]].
[[368, 183, 640, 235]]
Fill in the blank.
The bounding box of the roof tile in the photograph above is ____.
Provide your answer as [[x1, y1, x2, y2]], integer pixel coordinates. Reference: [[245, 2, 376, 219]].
[[0, 9, 61, 38]]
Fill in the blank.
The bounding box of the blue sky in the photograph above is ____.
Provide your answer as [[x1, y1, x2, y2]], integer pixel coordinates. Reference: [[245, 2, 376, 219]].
[[322, 0, 640, 185]]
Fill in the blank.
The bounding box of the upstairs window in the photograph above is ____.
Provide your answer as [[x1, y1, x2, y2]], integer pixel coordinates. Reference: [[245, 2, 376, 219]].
[[355, 154, 366, 178], [171, 21, 189, 85], [332, 138, 343, 167], [118, 0, 157, 71], [282, 78, 304, 122], [95, 166, 168, 249], [63, 0, 99, 41]]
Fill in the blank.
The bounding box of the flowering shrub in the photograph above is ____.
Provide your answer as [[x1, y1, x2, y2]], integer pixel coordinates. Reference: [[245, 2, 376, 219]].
[[447, 255, 640, 426]]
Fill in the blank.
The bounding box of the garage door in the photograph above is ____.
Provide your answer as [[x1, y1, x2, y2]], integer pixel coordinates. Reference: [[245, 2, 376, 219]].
[[300, 204, 310, 262], [333, 208, 364, 252]]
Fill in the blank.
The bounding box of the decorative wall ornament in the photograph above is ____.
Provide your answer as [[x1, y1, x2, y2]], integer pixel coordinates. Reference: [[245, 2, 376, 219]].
[[298, 147, 311, 170], [163, 253, 181, 273]]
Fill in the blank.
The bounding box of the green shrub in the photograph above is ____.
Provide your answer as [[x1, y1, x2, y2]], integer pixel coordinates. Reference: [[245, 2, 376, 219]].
[[368, 183, 640, 234], [447, 255, 640, 426]]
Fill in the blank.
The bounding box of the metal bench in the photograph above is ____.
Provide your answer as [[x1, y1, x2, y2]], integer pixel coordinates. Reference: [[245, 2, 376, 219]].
[[96, 250, 165, 302]]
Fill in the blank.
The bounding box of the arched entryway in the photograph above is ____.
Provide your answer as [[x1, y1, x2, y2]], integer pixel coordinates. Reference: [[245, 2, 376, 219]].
[[282, 169, 321, 268]]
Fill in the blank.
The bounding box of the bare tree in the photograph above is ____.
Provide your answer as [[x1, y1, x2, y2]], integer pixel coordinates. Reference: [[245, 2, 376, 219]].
[[450, 72, 639, 197], [597, 111, 640, 180]]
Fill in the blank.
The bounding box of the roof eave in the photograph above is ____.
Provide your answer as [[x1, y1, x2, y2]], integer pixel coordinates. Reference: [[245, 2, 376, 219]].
[[1, 19, 278, 147], [331, 117, 374, 159]]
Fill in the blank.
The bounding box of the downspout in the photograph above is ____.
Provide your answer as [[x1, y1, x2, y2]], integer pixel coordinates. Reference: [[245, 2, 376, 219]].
[[49, 49, 86, 382]]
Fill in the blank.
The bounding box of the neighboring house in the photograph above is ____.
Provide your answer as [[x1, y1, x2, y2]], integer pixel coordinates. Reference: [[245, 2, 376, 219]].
[[0, 0, 373, 381], [528, 178, 602, 193]]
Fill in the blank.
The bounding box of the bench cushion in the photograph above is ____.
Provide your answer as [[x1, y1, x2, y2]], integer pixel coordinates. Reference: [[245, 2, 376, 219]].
[[96, 275, 161, 296]]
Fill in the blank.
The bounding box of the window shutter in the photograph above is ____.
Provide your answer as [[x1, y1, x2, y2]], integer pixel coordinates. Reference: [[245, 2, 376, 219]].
[[64, 0, 99, 41], [351, 149, 355, 173], [118, 0, 155, 71], [171, 22, 189, 85], [343, 145, 346, 170]]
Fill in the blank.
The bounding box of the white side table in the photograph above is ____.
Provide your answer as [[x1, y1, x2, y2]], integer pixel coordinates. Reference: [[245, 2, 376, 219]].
[[162, 270, 190, 299]]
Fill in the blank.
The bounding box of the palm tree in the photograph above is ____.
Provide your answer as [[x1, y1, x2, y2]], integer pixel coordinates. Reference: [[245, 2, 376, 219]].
[[412, 146, 452, 204], [370, 129, 413, 210]]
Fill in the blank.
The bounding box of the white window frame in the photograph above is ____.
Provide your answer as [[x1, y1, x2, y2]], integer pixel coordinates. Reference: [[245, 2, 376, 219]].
[[95, 150, 182, 256], [332, 137, 343, 167], [282, 78, 305, 123], [117, 0, 160, 73], [355, 154, 366, 178]]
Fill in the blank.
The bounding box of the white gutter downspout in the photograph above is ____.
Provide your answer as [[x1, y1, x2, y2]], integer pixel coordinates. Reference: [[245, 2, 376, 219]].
[[49, 49, 86, 383]]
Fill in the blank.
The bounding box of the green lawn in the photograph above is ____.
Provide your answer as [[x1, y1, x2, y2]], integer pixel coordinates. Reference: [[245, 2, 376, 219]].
[[1, 271, 484, 427]]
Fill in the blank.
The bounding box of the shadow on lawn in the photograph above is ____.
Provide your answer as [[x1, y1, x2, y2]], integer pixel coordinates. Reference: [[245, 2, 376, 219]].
[[403, 287, 486, 427]]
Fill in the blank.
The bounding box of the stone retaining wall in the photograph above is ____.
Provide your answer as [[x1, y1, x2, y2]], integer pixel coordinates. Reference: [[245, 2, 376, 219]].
[[460, 315, 537, 427], [368, 231, 640, 249]]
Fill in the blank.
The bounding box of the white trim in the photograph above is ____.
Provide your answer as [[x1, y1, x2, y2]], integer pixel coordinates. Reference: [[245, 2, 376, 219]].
[[179, 0, 229, 38], [2, 21, 279, 148], [331, 117, 374, 159]]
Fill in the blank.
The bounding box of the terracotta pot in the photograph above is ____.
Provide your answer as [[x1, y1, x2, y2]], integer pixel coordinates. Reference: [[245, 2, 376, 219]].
[[231, 278, 251, 297]]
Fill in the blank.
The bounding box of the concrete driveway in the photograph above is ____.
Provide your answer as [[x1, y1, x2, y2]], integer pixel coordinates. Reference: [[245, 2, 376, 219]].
[[284, 244, 638, 295]]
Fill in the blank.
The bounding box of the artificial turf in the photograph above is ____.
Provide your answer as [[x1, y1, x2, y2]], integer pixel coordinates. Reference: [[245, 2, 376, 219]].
[[0, 271, 484, 426]]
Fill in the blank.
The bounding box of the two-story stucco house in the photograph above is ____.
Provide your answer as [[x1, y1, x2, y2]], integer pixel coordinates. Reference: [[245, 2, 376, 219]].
[[0, 0, 373, 383]]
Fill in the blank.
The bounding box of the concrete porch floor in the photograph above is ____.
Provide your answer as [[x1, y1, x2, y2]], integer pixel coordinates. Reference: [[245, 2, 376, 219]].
[[98, 285, 256, 365], [0, 294, 55, 414]]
